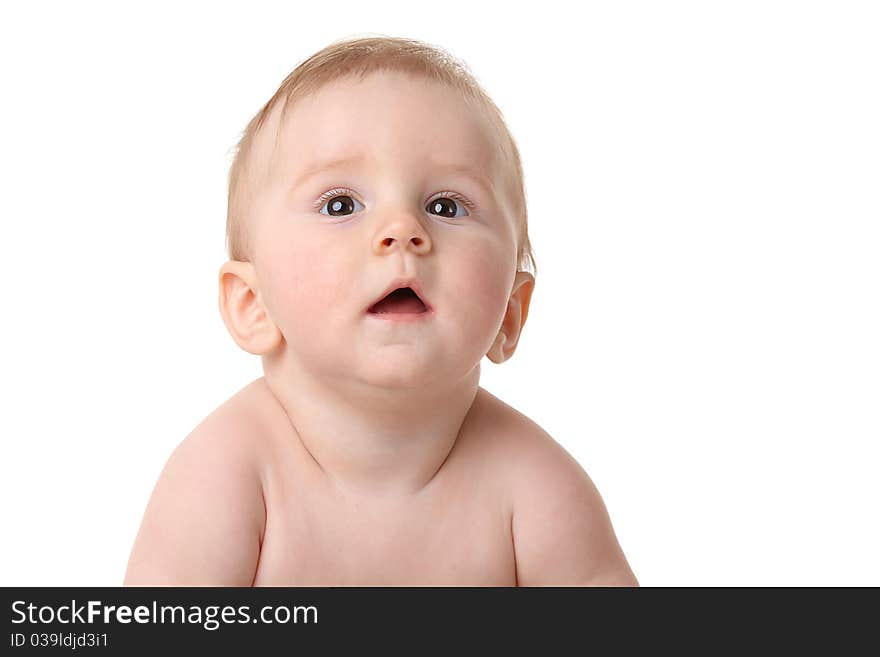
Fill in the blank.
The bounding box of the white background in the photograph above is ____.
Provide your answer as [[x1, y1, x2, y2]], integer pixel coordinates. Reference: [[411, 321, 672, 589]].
[[1, 1, 877, 586]]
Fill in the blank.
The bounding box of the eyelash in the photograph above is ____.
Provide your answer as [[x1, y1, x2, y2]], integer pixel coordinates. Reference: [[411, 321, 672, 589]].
[[312, 187, 476, 214]]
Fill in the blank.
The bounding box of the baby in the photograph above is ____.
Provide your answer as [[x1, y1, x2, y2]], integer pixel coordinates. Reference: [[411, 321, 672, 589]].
[[124, 36, 638, 586]]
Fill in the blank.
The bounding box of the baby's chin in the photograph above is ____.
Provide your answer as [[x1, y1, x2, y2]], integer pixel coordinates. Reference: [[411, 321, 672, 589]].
[[344, 347, 470, 391], [354, 355, 445, 389]]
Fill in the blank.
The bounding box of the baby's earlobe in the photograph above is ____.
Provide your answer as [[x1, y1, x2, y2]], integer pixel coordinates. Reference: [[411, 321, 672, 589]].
[[486, 331, 507, 364], [492, 332, 507, 352]]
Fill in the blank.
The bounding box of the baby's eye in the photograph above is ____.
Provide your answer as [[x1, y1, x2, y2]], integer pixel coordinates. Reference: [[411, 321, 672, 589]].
[[427, 193, 471, 219], [318, 192, 364, 217]]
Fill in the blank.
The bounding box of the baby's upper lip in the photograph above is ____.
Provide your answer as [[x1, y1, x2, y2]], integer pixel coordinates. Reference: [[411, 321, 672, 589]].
[[366, 277, 433, 313]]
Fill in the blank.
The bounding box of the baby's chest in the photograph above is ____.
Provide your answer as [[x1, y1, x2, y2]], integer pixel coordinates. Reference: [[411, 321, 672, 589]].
[[253, 491, 517, 586]]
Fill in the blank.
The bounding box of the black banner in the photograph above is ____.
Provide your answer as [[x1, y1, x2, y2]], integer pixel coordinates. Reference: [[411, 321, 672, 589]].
[[1, 587, 875, 653]]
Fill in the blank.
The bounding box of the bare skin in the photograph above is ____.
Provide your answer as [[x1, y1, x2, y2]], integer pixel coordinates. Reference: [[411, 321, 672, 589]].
[[124, 70, 638, 586], [125, 377, 637, 585]]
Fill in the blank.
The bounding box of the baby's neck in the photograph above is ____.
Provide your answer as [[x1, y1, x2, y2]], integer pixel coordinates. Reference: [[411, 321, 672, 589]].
[[262, 360, 481, 501]]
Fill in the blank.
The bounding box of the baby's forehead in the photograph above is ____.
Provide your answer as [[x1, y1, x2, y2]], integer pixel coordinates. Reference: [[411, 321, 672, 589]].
[[265, 76, 501, 174]]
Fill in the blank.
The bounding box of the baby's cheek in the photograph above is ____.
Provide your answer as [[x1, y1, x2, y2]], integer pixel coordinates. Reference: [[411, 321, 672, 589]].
[[447, 244, 513, 340], [260, 241, 347, 343]]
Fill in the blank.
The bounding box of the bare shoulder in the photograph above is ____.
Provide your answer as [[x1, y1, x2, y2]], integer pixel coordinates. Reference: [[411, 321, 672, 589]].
[[474, 388, 639, 587], [124, 379, 271, 586]]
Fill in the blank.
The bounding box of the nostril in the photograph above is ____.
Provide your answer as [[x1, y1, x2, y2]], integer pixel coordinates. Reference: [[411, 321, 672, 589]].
[[378, 236, 425, 248]]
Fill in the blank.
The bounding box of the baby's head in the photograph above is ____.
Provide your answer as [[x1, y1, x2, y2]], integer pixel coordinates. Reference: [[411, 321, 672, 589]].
[[219, 35, 536, 391]]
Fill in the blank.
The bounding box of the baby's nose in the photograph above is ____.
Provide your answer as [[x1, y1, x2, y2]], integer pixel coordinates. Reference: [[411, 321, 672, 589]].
[[372, 215, 432, 255]]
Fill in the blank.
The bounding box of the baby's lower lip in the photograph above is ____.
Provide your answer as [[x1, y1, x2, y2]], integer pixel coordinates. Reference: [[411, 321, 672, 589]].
[[366, 309, 435, 323]]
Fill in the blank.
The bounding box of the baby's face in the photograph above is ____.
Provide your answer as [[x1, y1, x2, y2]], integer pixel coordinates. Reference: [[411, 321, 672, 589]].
[[249, 71, 520, 388]]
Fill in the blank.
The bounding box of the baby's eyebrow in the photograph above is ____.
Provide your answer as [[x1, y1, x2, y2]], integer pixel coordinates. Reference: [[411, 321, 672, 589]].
[[289, 154, 495, 197]]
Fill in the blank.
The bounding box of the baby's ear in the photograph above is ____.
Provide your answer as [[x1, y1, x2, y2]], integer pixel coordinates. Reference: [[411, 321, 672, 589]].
[[487, 270, 535, 364], [218, 260, 282, 355]]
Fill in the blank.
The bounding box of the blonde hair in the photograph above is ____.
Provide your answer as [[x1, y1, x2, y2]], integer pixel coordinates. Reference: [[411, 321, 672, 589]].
[[226, 34, 536, 277]]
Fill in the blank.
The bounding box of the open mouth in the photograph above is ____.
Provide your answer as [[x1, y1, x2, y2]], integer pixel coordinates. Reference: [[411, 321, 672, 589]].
[[367, 287, 429, 315]]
